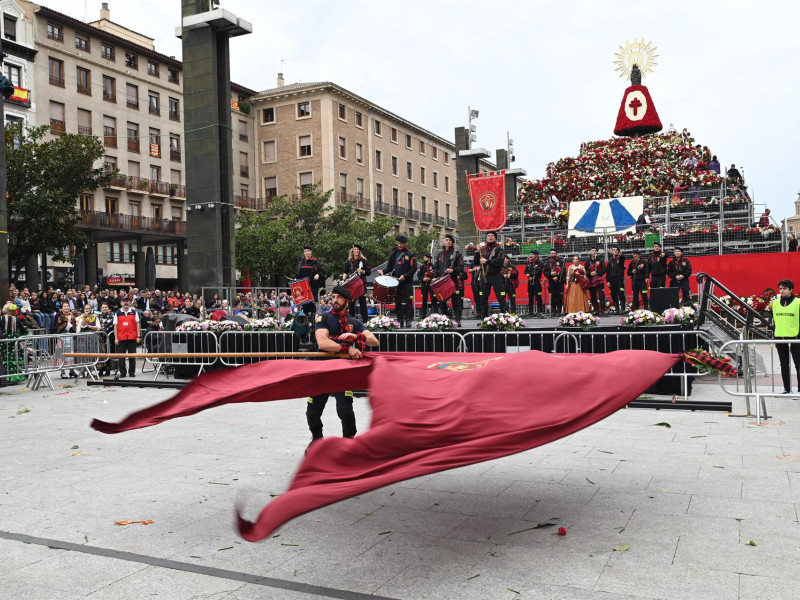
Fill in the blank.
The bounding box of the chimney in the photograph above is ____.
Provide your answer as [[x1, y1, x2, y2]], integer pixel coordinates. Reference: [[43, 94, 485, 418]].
[[101, 3, 110, 20], [277, 72, 284, 87]]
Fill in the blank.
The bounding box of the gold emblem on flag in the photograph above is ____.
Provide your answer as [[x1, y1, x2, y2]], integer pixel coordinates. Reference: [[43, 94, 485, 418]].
[[479, 191, 497, 212], [426, 357, 503, 372]]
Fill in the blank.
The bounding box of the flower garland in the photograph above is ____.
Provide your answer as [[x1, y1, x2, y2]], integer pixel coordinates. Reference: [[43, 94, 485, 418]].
[[417, 313, 458, 331], [176, 319, 243, 333], [684, 348, 738, 376], [243, 317, 288, 331], [620, 309, 662, 327], [479, 312, 526, 331], [365, 315, 401, 332], [558, 311, 599, 331]]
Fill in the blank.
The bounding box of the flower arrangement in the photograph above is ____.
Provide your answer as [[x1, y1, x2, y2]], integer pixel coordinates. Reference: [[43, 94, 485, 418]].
[[620, 309, 662, 327], [558, 311, 599, 330], [417, 313, 458, 331], [661, 306, 697, 325], [365, 315, 401, 331], [479, 312, 526, 331], [243, 317, 287, 331], [176, 320, 204, 332], [684, 347, 738, 376], [205, 319, 242, 333]]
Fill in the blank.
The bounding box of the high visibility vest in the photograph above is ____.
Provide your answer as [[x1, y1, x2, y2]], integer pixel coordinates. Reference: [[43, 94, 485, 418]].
[[772, 297, 800, 338], [115, 310, 138, 341]]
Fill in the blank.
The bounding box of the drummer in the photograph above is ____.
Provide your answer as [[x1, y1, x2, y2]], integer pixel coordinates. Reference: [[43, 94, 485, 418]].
[[378, 234, 417, 328], [416, 253, 435, 319], [434, 233, 465, 322], [296, 244, 326, 315], [340, 243, 371, 321]]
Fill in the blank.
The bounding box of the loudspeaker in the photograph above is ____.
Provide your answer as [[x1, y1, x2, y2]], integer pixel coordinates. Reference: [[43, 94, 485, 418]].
[[650, 286, 680, 312]]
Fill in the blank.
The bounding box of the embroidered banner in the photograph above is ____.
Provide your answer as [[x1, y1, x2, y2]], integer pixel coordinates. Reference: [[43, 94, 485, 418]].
[[569, 196, 643, 236], [468, 170, 507, 231]]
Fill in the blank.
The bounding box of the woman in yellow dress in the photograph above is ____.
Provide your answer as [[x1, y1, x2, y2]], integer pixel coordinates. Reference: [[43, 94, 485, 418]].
[[564, 255, 590, 314]]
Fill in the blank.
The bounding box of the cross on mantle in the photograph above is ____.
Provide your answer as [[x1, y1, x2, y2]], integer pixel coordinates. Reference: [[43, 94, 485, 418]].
[[628, 96, 643, 116]]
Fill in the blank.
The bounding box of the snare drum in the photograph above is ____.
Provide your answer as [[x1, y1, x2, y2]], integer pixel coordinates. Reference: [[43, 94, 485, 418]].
[[289, 277, 314, 305], [373, 275, 399, 303], [341, 273, 365, 301], [430, 275, 455, 302]]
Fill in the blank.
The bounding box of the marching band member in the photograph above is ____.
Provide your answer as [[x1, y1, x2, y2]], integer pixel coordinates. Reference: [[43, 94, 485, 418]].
[[648, 241, 668, 289], [585, 246, 607, 315], [416, 253, 435, 319], [378, 235, 417, 328], [434, 233, 465, 322], [524, 250, 545, 317], [606, 245, 627, 314], [501, 256, 519, 313], [477, 232, 507, 318], [667, 247, 693, 306], [340, 244, 371, 321], [627, 249, 651, 310], [543, 249, 565, 316], [470, 242, 485, 317], [296, 244, 326, 316]]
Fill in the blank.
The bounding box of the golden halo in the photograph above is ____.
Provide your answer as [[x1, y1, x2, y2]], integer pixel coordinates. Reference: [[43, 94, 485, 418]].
[[613, 38, 659, 80]]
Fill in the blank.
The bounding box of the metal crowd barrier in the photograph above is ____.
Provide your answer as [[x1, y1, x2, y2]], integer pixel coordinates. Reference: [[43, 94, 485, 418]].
[[142, 330, 219, 380], [373, 331, 467, 353], [218, 331, 299, 366], [716, 338, 800, 424]]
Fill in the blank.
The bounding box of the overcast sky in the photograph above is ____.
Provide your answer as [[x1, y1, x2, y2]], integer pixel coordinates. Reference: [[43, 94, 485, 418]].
[[63, 0, 799, 222]]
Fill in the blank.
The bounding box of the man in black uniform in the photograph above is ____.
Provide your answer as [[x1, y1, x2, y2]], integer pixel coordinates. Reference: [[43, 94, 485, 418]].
[[524, 250, 544, 317], [627, 249, 651, 310], [470, 243, 484, 317], [543, 249, 565, 316], [307, 285, 379, 447], [585, 247, 606, 315], [434, 233, 464, 321], [416, 253, 435, 319], [501, 256, 519, 313], [606, 245, 627, 314], [648, 241, 668, 289], [477, 231, 507, 317], [378, 235, 417, 327], [296, 244, 326, 316], [341, 244, 371, 321], [667, 247, 692, 305]]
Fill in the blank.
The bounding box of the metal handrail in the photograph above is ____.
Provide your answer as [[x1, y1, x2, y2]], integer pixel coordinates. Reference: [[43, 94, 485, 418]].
[[696, 272, 771, 337]]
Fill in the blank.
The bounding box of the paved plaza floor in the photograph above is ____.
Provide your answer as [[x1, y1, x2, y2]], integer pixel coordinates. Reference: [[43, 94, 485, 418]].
[[2, 366, 800, 599]]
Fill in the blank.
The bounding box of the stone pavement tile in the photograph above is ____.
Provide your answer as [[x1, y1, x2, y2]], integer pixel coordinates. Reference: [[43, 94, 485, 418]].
[[536, 454, 620, 472], [429, 489, 538, 519], [688, 493, 797, 521], [223, 585, 331, 600], [445, 513, 547, 544], [478, 454, 568, 481], [739, 574, 800, 600], [648, 476, 742, 498], [594, 562, 739, 600], [586, 446, 664, 463], [745, 454, 800, 473], [4, 546, 147, 596], [348, 505, 469, 539], [82, 564, 247, 599], [589, 489, 691, 516], [359, 485, 456, 512], [613, 458, 701, 481], [0, 537, 66, 572], [499, 480, 598, 506], [738, 518, 800, 562], [559, 468, 653, 493], [378, 569, 527, 600], [415, 472, 516, 496], [0, 576, 82, 600], [622, 509, 740, 542], [517, 581, 657, 600]]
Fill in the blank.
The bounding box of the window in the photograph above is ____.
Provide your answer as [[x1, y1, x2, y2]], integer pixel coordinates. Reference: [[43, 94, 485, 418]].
[[48, 57, 64, 86], [4, 14, 17, 41], [238, 119, 247, 141], [405, 134, 412, 149], [101, 42, 114, 61], [419, 140, 425, 154], [147, 60, 159, 77], [152, 204, 162, 220], [76, 67, 91, 95], [391, 156, 398, 176], [338, 136, 346, 159], [264, 176, 277, 198], [149, 128, 160, 157], [77, 109, 92, 136], [75, 33, 89, 51], [420, 167, 426, 185], [299, 135, 311, 157], [263, 140, 276, 162], [150, 165, 161, 183], [50, 100, 67, 135], [356, 178, 364, 199], [125, 83, 138, 109], [444, 151, 450, 165], [355, 143, 363, 164], [434, 199, 440, 217], [375, 150, 382, 171], [102, 75, 115, 102], [4, 63, 20, 87], [392, 188, 399, 206], [46, 22, 63, 42], [406, 161, 413, 181], [148, 91, 159, 115], [433, 171, 440, 190], [79, 194, 93, 212], [374, 119, 381, 136], [240, 152, 249, 178], [391, 127, 398, 143], [375, 183, 383, 203], [339, 173, 347, 197], [129, 201, 141, 218], [299, 172, 313, 192], [445, 176, 450, 193], [167, 67, 179, 84], [297, 101, 310, 118], [446, 204, 451, 219], [127, 123, 139, 152], [169, 134, 181, 161], [262, 107, 275, 124], [102, 115, 116, 147], [168, 97, 179, 121], [125, 52, 138, 69], [338, 103, 346, 121], [432, 147, 438, 160], [103, 155, 117, 172], [129, 161, 140, 178], [105, 197, 118, 213], [421, 196, 427, 213], [355, 111, 363, 128], [407, 192, 413, 212]]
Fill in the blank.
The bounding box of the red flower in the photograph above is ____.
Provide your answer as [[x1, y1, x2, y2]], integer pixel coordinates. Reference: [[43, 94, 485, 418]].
[[557, 527, 567, 536]]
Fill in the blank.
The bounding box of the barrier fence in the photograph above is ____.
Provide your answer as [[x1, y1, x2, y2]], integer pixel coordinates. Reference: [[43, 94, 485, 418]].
[[142, 330, 219, 380]]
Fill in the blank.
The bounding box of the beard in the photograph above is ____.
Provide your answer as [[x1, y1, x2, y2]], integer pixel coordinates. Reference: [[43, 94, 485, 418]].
[[333, 300, 347, 312]]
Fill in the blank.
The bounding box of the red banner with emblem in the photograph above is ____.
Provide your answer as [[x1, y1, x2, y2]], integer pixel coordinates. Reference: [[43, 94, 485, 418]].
[[467, 170, 507, 231]]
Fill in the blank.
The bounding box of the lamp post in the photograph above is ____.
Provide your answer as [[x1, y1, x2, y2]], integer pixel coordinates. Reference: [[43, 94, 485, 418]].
[[0, 51, 17, 302]]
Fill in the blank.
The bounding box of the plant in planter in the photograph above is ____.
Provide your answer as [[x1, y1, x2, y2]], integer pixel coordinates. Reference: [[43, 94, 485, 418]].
[[479, 312, 526, 331], [365, 315, 401, 331], [558, 311, 599, 331], [138, 178, 150, 190], [620, 309, 662, 327], [169, 183, 178, 196], [417, 313, 458, 331]]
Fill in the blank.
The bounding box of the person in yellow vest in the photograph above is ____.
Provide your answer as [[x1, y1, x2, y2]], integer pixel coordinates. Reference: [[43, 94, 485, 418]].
[[768, 279, 800, 394]]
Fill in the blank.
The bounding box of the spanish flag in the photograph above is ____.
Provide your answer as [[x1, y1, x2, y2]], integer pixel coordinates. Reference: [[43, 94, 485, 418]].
[[9, 86, 29, 105]]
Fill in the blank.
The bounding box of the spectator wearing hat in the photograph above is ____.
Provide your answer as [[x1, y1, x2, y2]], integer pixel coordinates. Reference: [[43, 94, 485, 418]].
[[341, 244, 371, 321], [296, 244, 326, 316], [416, 252, 435, 319], [378, 235, 417, 327], [667, 247, 692, 305], [627, 249, 651, 310], [434, 233, 465, 322], [524, 250, 545, 317], [476, 231, 508, 318]]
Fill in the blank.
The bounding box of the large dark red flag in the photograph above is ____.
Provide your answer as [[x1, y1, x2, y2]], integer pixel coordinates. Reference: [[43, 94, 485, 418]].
[[92, 350, 681, 542], [468, 171, 507, 231]]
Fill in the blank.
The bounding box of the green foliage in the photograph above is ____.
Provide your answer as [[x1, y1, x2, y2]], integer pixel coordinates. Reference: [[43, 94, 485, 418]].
[[5, 123, 111, 276], [235, 184, 441, 285]]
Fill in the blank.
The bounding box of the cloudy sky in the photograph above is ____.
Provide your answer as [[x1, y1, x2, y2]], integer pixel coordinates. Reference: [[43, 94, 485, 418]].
[[62, 0, 799, 222]]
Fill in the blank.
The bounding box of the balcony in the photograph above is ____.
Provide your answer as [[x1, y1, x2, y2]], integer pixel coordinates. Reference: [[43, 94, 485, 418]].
[[391, 205, 406, 218], [420, 212, 433, 223], [128, 139, 140, 153], [103, 92, 116, 103], [170, 148, 181, 162], [335, 192, 370, 212], [434, 215, 445, 226], [126, 176, 150, 194], [150, 180, 170, 196], [407, 209, 420, 221], [168, 72, 179, 85], [127, 99, 139, 110], [374, 201, 391, 215], [49, 75, 64, 87], [169, 110, 180, 122], [108, 173, 127, 189], [78, 210, 186, 235], [49, 119, 65, 135], [77, 125, 92, 136], [103, 133, 116, 148], [446, 218, 457, 229], [239, 133, 248, 142], [234, 195, 271, 211], [77, 84, 91, 96], [169, 184, 186, 198], [149, 104, 160, 116]]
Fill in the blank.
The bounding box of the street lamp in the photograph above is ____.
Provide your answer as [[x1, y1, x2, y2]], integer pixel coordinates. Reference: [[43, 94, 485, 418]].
[[468, 106, 479, 146]]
